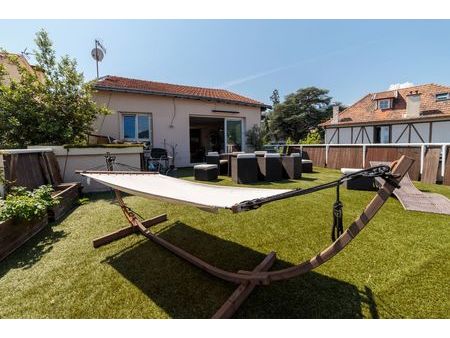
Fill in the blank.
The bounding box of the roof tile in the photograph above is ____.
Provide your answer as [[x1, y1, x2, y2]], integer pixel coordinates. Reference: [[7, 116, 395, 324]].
[[94, 75, 269, 108], [321, 83, 450, 126]]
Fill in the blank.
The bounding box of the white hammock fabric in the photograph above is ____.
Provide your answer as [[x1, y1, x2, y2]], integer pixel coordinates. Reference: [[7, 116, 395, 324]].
[[81, 172, 292, 212]]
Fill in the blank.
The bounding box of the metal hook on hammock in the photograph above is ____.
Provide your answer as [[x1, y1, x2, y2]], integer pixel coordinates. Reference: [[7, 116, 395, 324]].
[[331, 183, 344, 242]]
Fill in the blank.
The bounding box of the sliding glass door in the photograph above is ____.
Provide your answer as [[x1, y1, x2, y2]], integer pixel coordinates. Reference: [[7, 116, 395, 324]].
[[188, 116, 245, 163], [225, 118, 243, 152]]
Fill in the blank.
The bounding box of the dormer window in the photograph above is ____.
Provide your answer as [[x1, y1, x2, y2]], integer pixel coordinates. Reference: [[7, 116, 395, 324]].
[[378, 99, 392, 110], [436, 93, 450, 102], [372, 90, 397, 110]]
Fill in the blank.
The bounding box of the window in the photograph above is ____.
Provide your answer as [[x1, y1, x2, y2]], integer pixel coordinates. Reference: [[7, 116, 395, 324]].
[[374, 125, 390, 144], [122, 113, 152, 141], [378, 99, 391, 110], [436, 93, 450, 101], [123, 115, 136, 139]]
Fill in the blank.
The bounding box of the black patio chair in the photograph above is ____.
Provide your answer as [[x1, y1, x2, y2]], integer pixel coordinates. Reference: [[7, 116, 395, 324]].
[[147, 148, 172, 174]]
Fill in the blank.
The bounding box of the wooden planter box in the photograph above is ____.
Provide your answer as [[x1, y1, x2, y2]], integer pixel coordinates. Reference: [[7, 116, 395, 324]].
[[0, 215, 48, 262], [49, 182, 81, 222]]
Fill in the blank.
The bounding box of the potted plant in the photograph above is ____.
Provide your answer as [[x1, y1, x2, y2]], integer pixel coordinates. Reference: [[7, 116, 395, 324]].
[[0, 185, 60, 261]]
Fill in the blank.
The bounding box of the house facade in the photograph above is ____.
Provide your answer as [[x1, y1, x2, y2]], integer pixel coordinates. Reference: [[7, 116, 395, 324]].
[[92, 76, 270, 167], [0, 53, 45, 85], [320, 84, 450, 144]]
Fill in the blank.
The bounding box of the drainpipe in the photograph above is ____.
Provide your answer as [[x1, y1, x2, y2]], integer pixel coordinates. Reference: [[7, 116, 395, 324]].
[[420, 144, 426, 176], [325, 144, 329, 167], [362, 144, 367, 168]]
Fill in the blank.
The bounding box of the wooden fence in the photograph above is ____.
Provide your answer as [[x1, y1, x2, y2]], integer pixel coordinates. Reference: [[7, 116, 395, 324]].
[[281, 143, 450, 185]]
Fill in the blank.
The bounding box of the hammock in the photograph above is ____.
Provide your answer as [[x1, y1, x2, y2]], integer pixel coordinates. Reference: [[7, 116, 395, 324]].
[[80, 171, 291, 212], [77, 155, 413, 319]]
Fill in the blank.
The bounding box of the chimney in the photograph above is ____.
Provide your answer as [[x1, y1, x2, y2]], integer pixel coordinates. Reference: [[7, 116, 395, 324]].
[[405, 91, 421, 118], [332, 105, 340, 123]]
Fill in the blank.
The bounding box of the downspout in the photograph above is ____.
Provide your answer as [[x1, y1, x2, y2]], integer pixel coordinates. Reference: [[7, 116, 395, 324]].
[[420, 144, 426, 176], [170, 98, 176, 128], [362, 144, 367, 168]]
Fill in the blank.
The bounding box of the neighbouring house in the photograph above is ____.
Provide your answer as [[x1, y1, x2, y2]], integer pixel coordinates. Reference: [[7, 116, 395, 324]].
[[320, 84, 450, 144], [92, 75, 270, 167], [0, 52, 45, 85]]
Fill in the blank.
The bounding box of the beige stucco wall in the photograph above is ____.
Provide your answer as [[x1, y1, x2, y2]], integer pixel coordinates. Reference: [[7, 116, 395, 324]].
[[0, 54, 45, 85], [92, 91, 262, 167]]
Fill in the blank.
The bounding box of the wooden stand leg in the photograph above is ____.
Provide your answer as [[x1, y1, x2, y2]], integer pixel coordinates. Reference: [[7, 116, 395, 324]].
[[93, 214, 167, 248], [212, 251, 276, 319]]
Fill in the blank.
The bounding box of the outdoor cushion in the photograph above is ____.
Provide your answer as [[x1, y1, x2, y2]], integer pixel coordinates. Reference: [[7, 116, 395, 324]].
[[254, 151, 267, 156], [194, 164, 218, 170], [237, 153, 256, 159], [290, 153, 301, 157], [302, 159, 313, 164], [264, 153, 280, 158], [207, 152, 219, 156], [341, 168, 363, 175]]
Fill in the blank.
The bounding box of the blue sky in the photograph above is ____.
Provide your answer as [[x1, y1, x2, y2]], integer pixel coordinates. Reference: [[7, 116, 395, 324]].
[[1, 20, 450, 105]]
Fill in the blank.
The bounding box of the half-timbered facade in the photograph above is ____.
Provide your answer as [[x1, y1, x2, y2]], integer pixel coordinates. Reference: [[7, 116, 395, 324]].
[[320, 84, 450, 144]]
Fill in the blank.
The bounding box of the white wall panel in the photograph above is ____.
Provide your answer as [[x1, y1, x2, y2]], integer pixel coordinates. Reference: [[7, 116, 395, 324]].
[[431, 121, 450, 143]]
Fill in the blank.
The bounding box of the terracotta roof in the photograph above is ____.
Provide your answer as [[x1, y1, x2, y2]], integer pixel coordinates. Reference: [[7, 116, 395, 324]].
[[373, 90, 398, 100], [94, 75, 270, 109], [321, 83, 450, 127]]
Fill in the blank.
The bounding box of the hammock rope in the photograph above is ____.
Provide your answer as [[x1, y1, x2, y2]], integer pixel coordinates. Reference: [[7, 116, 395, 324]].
[[331, 183, 344, 242]]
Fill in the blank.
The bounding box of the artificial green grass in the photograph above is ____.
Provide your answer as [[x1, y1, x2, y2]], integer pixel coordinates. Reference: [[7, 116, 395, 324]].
[[0, 167, 448, 318]]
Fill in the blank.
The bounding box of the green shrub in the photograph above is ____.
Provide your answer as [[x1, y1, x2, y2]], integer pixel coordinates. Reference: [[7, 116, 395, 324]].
[[285, 137, 296, 145], [300, 128, 323, 144], [0, 185, 59, 222]]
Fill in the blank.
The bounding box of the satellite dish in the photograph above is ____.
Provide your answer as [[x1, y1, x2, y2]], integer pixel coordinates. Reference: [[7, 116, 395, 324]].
[[91, 48, 104, 62]]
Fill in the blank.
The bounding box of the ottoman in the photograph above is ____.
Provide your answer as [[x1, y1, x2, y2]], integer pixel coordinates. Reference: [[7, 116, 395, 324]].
[[301, 159, 313, 173], [194, 164, 218, 181]]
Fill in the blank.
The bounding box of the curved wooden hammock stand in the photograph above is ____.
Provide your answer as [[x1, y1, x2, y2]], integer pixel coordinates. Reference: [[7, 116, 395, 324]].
[[92, 155, 413, 318]]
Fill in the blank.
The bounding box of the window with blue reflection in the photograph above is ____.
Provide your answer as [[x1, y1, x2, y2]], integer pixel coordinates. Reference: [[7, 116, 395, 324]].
[[138, 115, 150, 139], [123, 115, 136, 139]]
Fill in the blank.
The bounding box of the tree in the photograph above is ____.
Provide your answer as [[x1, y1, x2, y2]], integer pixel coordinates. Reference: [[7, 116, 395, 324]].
[[246, 125, 266, 151], [266, 87, 343, 142], [0, 30, 109, 148], [269, 89, 280, 105]]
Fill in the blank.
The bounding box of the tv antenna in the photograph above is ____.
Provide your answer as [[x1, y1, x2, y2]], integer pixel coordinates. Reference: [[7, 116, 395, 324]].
[[91, 39, 106, 79], [20, 47, 35, 59]]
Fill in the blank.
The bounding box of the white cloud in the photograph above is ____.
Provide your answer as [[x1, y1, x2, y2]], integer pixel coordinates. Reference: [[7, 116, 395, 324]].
[[388, 82, 414, 90], [216, 39, 380, 89]]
